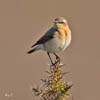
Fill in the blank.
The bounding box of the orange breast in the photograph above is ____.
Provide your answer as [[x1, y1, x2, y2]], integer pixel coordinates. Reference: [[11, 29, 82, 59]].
[[57, 24, 71, 42], [57, 29, 65, 42]]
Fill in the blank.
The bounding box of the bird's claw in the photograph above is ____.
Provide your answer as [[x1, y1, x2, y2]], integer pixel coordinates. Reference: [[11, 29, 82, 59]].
[[53, 57, 60, 66], [55, 56, 60, 63]]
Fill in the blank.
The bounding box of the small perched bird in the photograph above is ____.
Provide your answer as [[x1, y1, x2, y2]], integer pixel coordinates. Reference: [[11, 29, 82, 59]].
[[27, 17, 71, 65]]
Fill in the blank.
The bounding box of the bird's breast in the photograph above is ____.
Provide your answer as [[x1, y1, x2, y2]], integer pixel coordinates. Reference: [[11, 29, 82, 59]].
[[57, 26, 71, 51], [43, 34, 65, 53], [43, 26, 71, 53]]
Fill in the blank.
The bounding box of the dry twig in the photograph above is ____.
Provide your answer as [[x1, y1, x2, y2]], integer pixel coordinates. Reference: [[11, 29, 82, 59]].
[[32, 62, 73, 100]]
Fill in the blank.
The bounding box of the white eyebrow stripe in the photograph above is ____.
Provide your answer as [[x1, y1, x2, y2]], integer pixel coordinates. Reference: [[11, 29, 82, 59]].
[[63, 19, 67, 23]]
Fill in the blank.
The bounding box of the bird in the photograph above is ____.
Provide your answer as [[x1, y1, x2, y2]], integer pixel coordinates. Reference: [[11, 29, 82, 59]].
[[27, 17, 71, 65]]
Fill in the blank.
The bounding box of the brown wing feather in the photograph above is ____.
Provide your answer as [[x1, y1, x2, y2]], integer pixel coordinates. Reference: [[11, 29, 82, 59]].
[[31, 28, 57, 47], [31, 35, 53, 47]]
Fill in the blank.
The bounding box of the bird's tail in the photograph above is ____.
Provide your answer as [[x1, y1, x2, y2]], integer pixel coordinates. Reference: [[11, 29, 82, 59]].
[[27, 46, 40, 54]]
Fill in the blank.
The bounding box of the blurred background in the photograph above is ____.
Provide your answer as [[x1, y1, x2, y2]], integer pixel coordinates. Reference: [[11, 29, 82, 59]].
[[0, 0, 100, 100]]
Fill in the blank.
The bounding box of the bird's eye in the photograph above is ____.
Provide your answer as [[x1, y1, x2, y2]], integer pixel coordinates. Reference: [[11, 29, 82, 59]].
[[59, 22, 64, 24]]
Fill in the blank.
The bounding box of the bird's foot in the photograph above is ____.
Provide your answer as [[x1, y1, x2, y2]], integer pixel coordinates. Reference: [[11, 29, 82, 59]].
[[49, 56, 61, 68], [55, 56, 60, 64], [51, 57, 60, 67]]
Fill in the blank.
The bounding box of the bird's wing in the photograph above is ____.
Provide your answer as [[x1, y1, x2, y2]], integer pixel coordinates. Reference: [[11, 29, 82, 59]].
[[31, 27, 57, 47]]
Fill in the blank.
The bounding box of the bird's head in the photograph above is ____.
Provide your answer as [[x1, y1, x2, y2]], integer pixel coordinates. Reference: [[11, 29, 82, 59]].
[[54, 17, 68, 29]]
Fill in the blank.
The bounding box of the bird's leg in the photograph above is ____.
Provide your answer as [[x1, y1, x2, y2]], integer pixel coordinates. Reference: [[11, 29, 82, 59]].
[[53, 53, 60, 64], [47, 52, 54, 66]]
